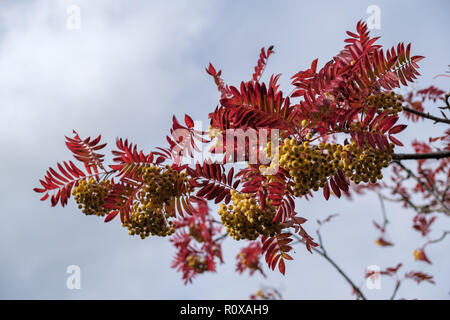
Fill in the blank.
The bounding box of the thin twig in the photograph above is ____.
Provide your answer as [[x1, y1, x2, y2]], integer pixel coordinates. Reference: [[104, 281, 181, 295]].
[[316, 229, 327, 256], [392, 151, 450, 161], [213, 233, 228, 242], [395, 161, 450, 215], [377, 193, 389, 230], [402, 106, 450, 124], [390, 280, 401, 300], [418, 168, 445, 206], [426, 231, 450, 245]]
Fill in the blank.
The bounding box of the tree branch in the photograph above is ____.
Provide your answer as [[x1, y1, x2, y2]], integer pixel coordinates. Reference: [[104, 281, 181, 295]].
[[392, 151, 450, 161], [402, 106, 450, 124], [390, 280, 401, 300], [426, 231, 450, 245], [394, 161, 450, 215]]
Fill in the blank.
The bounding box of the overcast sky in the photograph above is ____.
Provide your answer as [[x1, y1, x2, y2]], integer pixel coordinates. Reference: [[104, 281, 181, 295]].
[[0, 0, 449, 299]]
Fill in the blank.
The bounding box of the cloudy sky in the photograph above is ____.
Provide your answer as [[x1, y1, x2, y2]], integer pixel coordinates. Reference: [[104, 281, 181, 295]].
[[0, 0, 449, 299]]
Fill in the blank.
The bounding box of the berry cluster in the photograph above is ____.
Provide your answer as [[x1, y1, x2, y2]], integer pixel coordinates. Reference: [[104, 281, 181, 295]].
[[278, 138, 394, 196], [189, 224, 205, 243], [141, 165, 190, 204], [72, 178, 111, 216], [279, 138, 336, 196], [186, 255, 208, 273], [339, 140, 393, 184], [126, 205, 176, 239], [124, 165, 190, 239], [218, 190, 282, 240], [367, 91, 403, 115], [238, 252, 260, 271]]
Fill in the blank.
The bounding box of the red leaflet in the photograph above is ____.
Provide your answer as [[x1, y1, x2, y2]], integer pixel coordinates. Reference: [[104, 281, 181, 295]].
[[278, 259, 285, 275], [389, 124, 407, 135], [366, 133, 377, 149], [227, 167, 234, 186], [206, 63, 216, 76], [413, 248, 432, 264], [375, 237, 394, 247], [184, 114, 195, 128], [362, 107, 377, 128], [329, 177, 341, 198], [310, 58, 318, 73], [405, 271, 435, 284], [104, 210, 119, 223], [333, 173, 349, 192], [389, 135, 404, 146], [379, 115, 399, 133]]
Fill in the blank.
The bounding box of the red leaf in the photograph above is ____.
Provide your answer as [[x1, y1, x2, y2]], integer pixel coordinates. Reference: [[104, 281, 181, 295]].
[[227, 167, 234, 186], [206, 63, 216, 75], [184, 114, 194, 128], [278, 259, 286, 275], [334, 173, 349, 192], [311, 58, 318, 73], [329, 178, 341, 198], [389, 135, 404, 146], [362, 107, 376, 128], [323, 181, 330, 200], [389, 124, 407, 135], [104, 210, 119, 223], [40, 193, 50, 201], [366, 133, 377, 149]]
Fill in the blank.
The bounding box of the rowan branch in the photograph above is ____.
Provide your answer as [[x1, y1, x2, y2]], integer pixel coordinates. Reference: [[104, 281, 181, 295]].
[[426, 231, 450, 245], [402, 106, 450, 124], [392, 151, 450, 161]]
